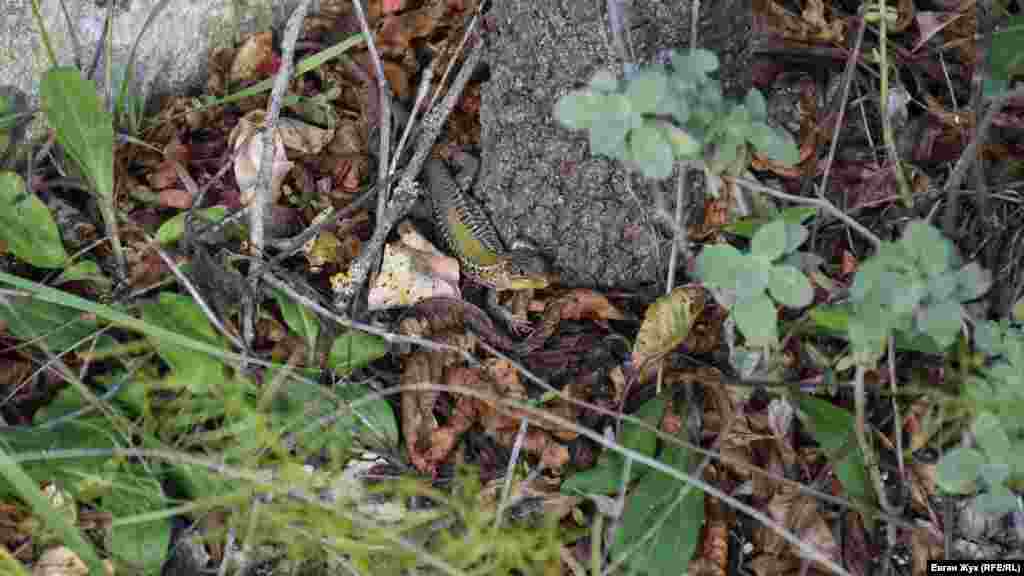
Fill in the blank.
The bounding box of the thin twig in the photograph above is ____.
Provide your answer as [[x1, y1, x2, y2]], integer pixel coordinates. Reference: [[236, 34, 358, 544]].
[[250, 0, 313, 252], [350, 0, 392, 222], [333, 29, 486, 312]]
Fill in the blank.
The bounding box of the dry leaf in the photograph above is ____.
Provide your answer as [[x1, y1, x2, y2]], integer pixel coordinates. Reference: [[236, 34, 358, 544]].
[[229, 31, 277, 86], [276, 117, 335, 155], [230, 111, 295, 205], [632, 284, 707, 381]]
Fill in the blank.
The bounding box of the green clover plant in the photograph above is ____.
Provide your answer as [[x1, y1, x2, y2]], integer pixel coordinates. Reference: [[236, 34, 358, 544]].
[[935, 316, 1024, 515], [845, 220, 992, 365], [554, 49, 799, 182], [694, 218, 815, 348]]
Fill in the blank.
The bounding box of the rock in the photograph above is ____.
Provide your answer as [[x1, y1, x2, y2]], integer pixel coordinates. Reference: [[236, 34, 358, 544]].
[[0, 0, 301, 139], [476, 0, 752, 288]]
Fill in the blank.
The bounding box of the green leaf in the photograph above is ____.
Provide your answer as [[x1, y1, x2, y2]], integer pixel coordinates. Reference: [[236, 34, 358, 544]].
[[751, 219, 788, 262], [560, 451, 630, 495], [723, 207, 817, 238], [915, 299, 962, 349], [733, 292, 778, 347], [611, 441, 703, 574], [273, 288, 320, 364], [327, 330, 387, 374], [103, 474, 171, 573], [274, 377, 398, 455], [40, 68, 114, 200], [732, 256, 772, 302], [808, 303, 944, 355], [795, 394, 875, 509], [0, 446, 106, 575], [554, 89, 603, 131], [901, 220, 952, 277], [979, 462, 1010, 487], [747, 121, 799, 165], [768, 264, 814, 308], [745, 88, 768, 121], [988, 15, 1024, 93], [974, 484, 1018, 514], [562, 396, 666, 495], [782, 222, 810, 254], [927, 270, 960, 302], [0, 172, 68, 267], [589, 94, 635, 156], [695, 244, 745, 288], [936, 447, 984, 494], [973, 412, 1012, 462], [138, 293, 227, 394], [155, 206, 228, 244], [626, 69, 669, 114], [620, 395, 666, 458], [630, 121, 674, 180], [954, 262, 992, 302], [887, 277, 927, 317], [336, 381, 400, 451], [659, 121, 701, 158], [656, 86, 691, 125], [673, 49, 719, 81], [0, 296, 105, 352], [55, 260, 111, 289]]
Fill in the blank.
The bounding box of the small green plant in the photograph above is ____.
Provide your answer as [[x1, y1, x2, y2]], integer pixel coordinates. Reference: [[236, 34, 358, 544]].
[[845, 220, 992, 365], [936, 316, 1024, 514], [554, 49, 799, 181], [38, 67, 123, 275], [694, 217, 815, 348]]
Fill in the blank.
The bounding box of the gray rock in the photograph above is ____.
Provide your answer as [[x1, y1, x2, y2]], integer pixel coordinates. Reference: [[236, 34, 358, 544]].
[[0, 0, 301, 138], [477, 0, 751, 288]]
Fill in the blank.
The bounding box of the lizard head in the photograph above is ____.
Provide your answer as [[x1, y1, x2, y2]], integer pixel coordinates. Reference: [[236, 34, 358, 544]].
[[497, 249, 553, 290]]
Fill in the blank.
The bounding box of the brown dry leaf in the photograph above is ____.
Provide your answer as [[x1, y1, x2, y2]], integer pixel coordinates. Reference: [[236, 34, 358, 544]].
[[552, 288, 625, 323], [158, 188, 192, 209], [840, 249, 858, 277], [479, 474, 579, 521], [912, 11, 963, 53], [754, 0, 847, 44], [800, 0, 852, 40], [908, 461, 937, 516], [382, 60, 413, 101], [632, 284, 706, 382], [146, 154, 181, 190], [400, 349, 444, 474], [689, 197, 730, 240], [367, 232, 459, 310], [381, 0, 407, 15], [759, 485, 840, 572], [398, 311, 476, 474], [276, 117, 335, 155], [690, 489, 729, 576], [911, 523, 945, 576], [886, 0, 916, 34], [0, 358, 32, 400], [230, 110, 295, 205], [377, 2, 447, 53], [229, 31, 277, 86]]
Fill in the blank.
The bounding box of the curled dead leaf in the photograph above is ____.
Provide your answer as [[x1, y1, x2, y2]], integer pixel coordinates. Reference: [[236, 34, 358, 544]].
[[230, 111, 295, 206], [632, 284, 707, 382], [229, 31, 277, 86]]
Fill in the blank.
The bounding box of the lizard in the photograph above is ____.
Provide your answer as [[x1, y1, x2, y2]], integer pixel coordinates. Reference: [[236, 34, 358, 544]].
[[423, 156, 553, 340]]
